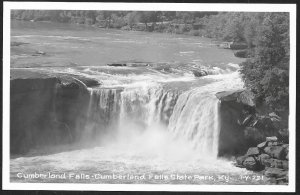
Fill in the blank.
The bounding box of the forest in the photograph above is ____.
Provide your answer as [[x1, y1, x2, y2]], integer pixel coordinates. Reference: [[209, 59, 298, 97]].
[[11, 10, 290, 120]]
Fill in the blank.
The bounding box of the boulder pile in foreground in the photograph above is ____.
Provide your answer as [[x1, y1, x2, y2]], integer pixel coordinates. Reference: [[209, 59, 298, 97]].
[[235, 136, 289, 184]]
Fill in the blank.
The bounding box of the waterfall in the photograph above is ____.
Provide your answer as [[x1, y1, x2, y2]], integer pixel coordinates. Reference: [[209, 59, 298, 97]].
[[118, 84, 178, 131], [82, 88, 121, 141], [168, 89, 221, 158], [83, 85, 179, 142], [167, 72, 243, 158], [82, 72, 243, 156]]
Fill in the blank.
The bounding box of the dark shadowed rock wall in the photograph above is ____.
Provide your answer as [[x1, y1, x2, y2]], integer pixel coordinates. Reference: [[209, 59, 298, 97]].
[[10, 70, 99, 154], [216, 90, 286, 157]]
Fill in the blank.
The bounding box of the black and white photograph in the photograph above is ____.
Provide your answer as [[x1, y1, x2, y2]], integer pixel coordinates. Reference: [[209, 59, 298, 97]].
[[2, 2, 296, 192]]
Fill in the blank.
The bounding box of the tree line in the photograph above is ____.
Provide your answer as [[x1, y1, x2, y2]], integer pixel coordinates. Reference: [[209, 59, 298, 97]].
[[11, 10, 290, 119]]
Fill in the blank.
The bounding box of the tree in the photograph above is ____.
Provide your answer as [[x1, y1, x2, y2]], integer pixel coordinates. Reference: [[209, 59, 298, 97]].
[[240, 13, 289, 119], [125, 11, 139, 29]]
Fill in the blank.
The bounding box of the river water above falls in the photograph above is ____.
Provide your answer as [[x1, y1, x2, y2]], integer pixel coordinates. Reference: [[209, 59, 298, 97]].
[[10, 21, 268, 184]]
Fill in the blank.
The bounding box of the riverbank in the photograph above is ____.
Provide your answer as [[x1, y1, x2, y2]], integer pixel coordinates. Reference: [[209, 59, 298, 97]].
[[215, 89, 289, 184]]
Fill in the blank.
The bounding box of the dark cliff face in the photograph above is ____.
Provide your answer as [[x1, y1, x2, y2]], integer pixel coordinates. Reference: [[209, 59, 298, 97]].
[[10, 71, 99, 154], [216, 90, 286, 157], [216, 90, 255, 157]]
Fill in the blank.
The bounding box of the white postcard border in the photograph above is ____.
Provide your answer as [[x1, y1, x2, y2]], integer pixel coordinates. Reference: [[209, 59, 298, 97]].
[[2, 2, 296, 192]]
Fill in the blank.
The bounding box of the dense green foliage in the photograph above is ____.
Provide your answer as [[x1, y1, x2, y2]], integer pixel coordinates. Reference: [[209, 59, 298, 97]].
[[240, 13, 289, 118], [11, 10, 290, 117], [10, 10, 219, 34]]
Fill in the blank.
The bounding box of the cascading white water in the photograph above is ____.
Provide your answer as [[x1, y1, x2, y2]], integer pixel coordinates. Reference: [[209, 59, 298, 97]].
[[83, 71, 243, 156], [168, 71, 244, 158], [119, 85, 179, 128], [82, 88, 121, 141], [168, 90, 221, 158]]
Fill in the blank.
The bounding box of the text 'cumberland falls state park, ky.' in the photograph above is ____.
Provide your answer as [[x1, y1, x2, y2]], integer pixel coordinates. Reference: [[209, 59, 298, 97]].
[[2, 2, 296, 192]]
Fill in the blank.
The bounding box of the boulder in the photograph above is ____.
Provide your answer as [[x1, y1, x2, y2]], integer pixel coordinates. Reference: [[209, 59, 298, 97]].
[[257, 141, 268, 149], [215, 90, 244, 102], [269, 112, 281, 121], [234, 50, 249, 58], [107, 63, 127, 66], [282, 144, 289, 160], [192, 70, 208, 77], [236, 155, 247, 166], [258, 153, 271, 167], [237, 90, 255, 107], [264, 168, 288, 178], [246, 147, 260, 156], [266, 136, 278, 142], [267, 141, 280, 147], [261, 158, 273, 167], [215, 89, 255, 107], [269, 159, 289, 170], [32, 50, 46, 56], [229, 42, 248, 50], [264, 146, 286, 160], [242, 156, 260, 171]]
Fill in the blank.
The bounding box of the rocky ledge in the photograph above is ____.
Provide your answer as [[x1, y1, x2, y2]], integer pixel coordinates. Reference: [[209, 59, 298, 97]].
[[216, 89, 288, 157], [235, 136, 289, 184], [107, 61, 225, 77], [10, 69, 100, 154], [216, 89, 289, 184]]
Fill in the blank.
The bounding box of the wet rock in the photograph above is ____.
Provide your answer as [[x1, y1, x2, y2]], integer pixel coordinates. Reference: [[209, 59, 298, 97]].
[[261, 158, 273, 167], [258, 153, 271, 166], [270, 159, 288, 170], [192, 69, 208, 77], [32, 50, 46, 56], [257, 141, 268, 149], [267, 141, 280, 147], [74, 77, 101, 87], [127, 62, 150, 67], [216, 90, 243, 101], [234, 50, 249, 58], [246, 147, 260, 156], [264, 146, 286, 160], [229, 42, 248, 50], [236, 155, 247, 166], [264, 168, 287, 178], [107, 63, 127, 66], [11, 41, 28, 46], [243, 156, 261, 171], [61, 82, 80, 89], [266, 136, 278, 142]]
